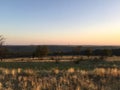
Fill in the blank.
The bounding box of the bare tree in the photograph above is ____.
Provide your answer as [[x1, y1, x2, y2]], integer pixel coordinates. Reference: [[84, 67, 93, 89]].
[[0, 35, 4, 46], [0, 35, 5, 61]]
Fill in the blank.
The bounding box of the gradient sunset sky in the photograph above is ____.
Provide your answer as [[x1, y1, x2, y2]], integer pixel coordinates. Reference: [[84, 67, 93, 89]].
[[0, 0, 120, 45]]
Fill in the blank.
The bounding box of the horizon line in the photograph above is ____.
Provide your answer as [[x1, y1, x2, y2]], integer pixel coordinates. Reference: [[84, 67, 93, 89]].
[[4, 44, 120, 46]]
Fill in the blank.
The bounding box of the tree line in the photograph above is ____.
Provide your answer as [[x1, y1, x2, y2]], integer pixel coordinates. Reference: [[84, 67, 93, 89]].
[[0, 35, 120, 60]]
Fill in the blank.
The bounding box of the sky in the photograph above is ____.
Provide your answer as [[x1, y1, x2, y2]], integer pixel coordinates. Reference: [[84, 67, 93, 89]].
[[0, 0, 120, 45]]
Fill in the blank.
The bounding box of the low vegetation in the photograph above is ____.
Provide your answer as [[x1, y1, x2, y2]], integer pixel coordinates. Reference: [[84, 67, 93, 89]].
[[0, 59, 119, 70], [0, 67, 119, 90]]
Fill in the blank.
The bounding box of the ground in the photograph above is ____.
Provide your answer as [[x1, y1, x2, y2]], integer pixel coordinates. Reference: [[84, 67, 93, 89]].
[[0, 56, 120, 90]]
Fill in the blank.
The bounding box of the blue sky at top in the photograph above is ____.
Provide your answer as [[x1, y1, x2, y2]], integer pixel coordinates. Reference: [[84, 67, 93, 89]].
[[0, 0, 120, 45]]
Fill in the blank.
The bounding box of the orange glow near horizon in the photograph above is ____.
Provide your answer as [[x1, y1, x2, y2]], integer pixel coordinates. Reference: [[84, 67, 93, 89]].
[[4, 20, 120, 46], [5, 32, 120, 46]]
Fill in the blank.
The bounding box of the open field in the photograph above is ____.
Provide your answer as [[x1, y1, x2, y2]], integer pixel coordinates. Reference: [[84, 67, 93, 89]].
[[0, 59, 120, 70], [0, 57, 120, 90], [0, 67, 120, 90], [2, 56, 120, 62]]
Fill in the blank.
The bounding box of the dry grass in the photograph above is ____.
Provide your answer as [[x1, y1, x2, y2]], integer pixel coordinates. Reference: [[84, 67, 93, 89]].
[[0, 68, 119, 90], [2, 56, 120, 62]]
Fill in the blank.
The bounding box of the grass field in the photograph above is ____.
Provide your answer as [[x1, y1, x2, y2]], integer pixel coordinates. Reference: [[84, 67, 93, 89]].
[[0, 59, 120, 70], [0, 58, 120, 90], [0, 67, 120, 90]]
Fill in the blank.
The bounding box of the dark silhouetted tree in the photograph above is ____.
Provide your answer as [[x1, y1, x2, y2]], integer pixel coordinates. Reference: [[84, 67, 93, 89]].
[[85, 48, 93, 58], [35, 46, 49, 59], [0, 35, 4, 46], [103, 49, 112, 57], [0, 35, 8, 61]]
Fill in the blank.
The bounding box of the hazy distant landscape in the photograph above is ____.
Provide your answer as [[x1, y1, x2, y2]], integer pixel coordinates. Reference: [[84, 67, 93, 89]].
[[6, 45, 120, 53]]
